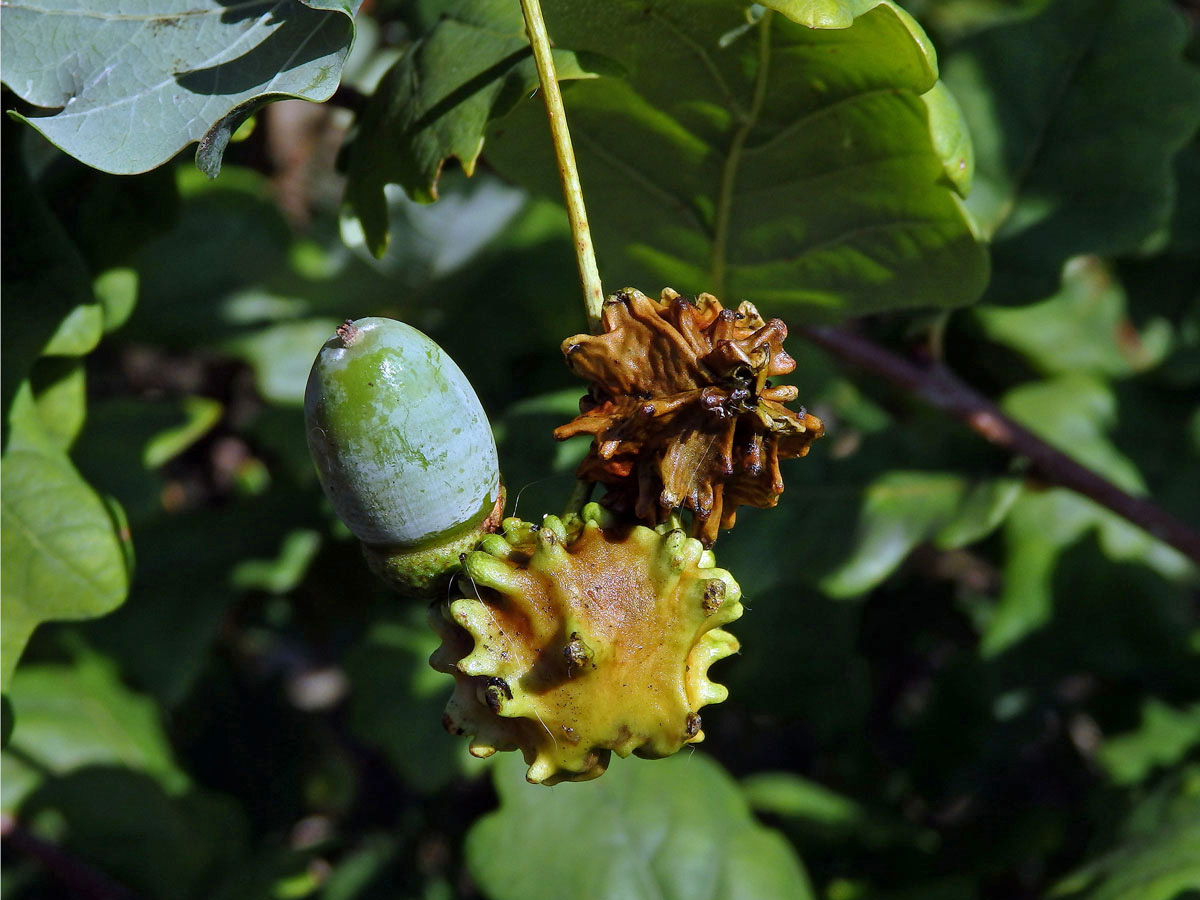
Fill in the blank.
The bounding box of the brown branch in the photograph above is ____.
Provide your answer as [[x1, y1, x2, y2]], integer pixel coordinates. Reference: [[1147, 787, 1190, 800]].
[[1, 814, 139, 900], [798, 324, 1200, 566]]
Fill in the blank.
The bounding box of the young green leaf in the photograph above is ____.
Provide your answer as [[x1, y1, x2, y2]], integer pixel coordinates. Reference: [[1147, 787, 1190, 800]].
[[1, 407, 131, 689]]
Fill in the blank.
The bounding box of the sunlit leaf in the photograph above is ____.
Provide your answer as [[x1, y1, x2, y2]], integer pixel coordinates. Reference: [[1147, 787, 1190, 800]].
[[347, 1, 986, 314], [341, 172, 526, 278], [984, 487, 1095, 656], [41, 303, 104, 357], [821, 468, 1021, 600], [94, 268, 139, 333], [1003, 374, 1144, 494], [2, 0, 362, 176], [743, 770, 868, 828], [1, 405, 130, 689], [934, 476, 1021, 548], [982, 375, 1192, 654], [23, 360, 88, 452], [143, 396, 224, 468], [345, 0, 593, 254], [1098, 700, 1200, 787], [0, 120, 94, 419], [230, 529, 321, 594], [226, 318, 341, 406], [483, 0, 987, 316]]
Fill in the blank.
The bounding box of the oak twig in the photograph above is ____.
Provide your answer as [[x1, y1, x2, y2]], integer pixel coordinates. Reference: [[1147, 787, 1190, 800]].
[[1, 815, 137, 900], [799, 324, 1200, 566]]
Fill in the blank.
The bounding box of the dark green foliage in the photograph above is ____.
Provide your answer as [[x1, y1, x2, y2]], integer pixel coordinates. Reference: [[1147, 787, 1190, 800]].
[[943, 0, 1200, 303], [3, 1, 1200, 899]]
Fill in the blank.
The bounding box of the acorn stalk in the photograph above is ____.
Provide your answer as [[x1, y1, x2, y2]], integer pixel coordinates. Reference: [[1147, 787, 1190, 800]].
[[305, 318, 504, 596]]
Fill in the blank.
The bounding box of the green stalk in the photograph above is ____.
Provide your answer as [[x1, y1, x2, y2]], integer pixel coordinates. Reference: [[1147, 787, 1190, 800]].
[[519, 0, 604, 333], [563, 478, 594, 518]]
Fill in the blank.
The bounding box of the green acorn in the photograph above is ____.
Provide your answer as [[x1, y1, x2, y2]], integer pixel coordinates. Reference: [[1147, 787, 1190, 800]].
[[305, 318, 504, 596]]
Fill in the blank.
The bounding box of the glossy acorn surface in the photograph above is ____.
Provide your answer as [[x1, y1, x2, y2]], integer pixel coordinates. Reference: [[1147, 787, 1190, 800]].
[[305, 318, 502, 552]]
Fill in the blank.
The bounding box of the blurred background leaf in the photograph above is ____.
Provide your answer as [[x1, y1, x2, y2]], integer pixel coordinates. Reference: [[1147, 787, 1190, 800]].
[[1, 394, 131, 688], [468, 752, 816, 900], [343, 608, 482, 793], [942, 0, 1200, 304], [1097, 702, 1200, 788], [1051, 770, 1200, 900], [1, 641, 186, 813]]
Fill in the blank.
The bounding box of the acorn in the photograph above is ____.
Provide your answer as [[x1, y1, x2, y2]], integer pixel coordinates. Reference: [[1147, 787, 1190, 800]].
[[305, 318, 505, 597]]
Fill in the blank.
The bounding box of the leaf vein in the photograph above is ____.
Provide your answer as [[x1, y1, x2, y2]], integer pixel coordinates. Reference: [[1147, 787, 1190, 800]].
[[2, 497, 119, 599], [574, 127, 708, 234], [742, 85, 915, 157]]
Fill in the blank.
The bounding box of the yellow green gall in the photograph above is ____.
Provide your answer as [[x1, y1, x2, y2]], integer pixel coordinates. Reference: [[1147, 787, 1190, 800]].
[[430, 502, 742, 785]]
